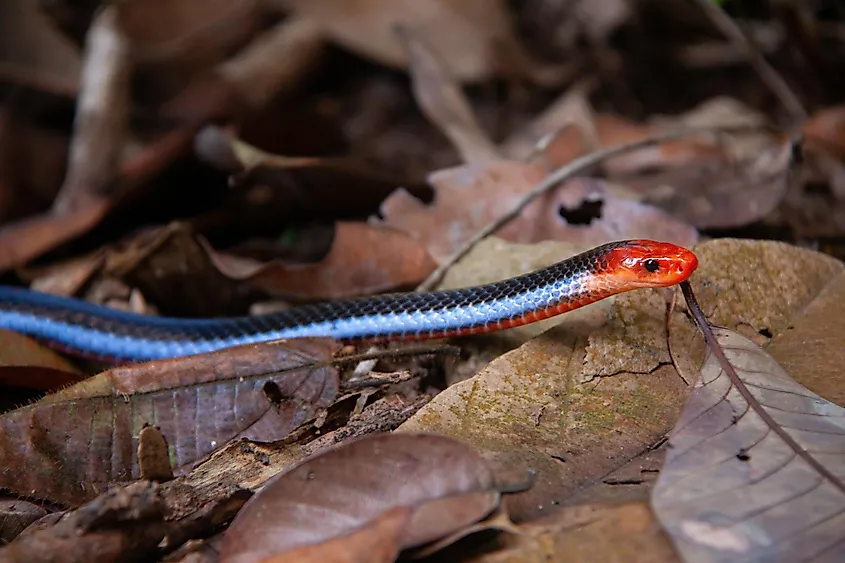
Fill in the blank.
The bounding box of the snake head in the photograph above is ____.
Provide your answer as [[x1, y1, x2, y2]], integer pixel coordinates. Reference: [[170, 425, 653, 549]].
[[605, 240, 698, 288]]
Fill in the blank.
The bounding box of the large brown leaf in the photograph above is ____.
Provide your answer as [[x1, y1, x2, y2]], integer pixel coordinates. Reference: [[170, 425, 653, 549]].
[[652, 328, 845, 562], [219, 433, 498, 563], [0, 338, 340, 506]]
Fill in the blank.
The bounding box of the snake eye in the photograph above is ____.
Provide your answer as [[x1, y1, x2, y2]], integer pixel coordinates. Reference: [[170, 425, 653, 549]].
[[644, 258, 660, 273]]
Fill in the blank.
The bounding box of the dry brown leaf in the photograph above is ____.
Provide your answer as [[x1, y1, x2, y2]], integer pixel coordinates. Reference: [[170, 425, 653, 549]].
[[219, 433, 497, 563], [257, 507, 411, 563], [206, 222, 437, 300], [0, 482, 165, 563], [281, 0, 559, 83], [398, 24, 500, 164], [0, 338, 340, 506], [503, 96, 788, 230], [0, 500, 49, 546], [0, 329, 83, 392], [120, 0, 262, 102], [216, 16, 326, 110], [463, 502, 677, 563], [379, 160, 697, 264], [767, 271, 845, 406], [653, 328, 845, 561], [0, 122, 199, 274], [0, 0, 81, 95]]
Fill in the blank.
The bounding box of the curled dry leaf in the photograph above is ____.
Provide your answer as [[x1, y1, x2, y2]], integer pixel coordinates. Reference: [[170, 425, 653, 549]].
[[219, 433, 497, 563], [206, 222, 437, 300], [379, 160, 697, 264], [281, 0, 557, 83], [257, 506, 411, 563], [0, 338, 340, 506], [652, 328, 845, 562]]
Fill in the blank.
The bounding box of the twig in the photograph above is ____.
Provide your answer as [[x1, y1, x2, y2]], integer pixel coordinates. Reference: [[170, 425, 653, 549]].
[[417, 125, 764, 291], [694, 0, 806, 122]]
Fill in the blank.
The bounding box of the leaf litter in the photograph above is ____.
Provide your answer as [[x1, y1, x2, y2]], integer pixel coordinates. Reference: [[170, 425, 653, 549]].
[[219, 433, 500, 563], [0, 337, 340, 506], [3, 2, 845, 562]]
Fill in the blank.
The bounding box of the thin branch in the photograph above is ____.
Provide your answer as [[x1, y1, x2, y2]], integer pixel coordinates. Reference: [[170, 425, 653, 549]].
[[694, 0, 806, 122], [417, 125, 765, 291]]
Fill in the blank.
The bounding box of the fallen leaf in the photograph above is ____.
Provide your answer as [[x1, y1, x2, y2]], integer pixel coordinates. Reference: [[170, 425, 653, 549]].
[[496, 177, 698, 247], [281, 0, 558, 83], [652, 328, 845, 562], [206, 222, 437, 300], [0, 329, 83, 392], [0, 0, 81, 96], [194, 125, 431, 220], [219, 433, 497, 563], [462, 502, 677, 563], [0, 122, 200, 273], [0, 482, 165, 563], [216, 15, 327, 111], [379, 160, 697, 264], [0, 500, 48, 545], [767, 270, 845, 406], [503, 96, 790, 230], [105, 223, 251, 317], [257, 506, 411, 563], [0, 338, 340, 506], [120, 0, 262, 102], [398, 25, 500, 164]]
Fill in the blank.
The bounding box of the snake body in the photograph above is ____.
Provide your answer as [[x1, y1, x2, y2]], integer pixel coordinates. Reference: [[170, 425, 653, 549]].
[[0, 240, 697, 362]]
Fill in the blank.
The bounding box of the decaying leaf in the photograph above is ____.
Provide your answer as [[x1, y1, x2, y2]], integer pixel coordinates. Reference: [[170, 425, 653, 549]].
[[205, 222, 437, 300], [0, 481, 165, 563], [281, 0, 558, 83], [219, 433, 498, 563], [379, 161, 696, 264], [0, 338, 340, 506], [652, 328, 845, 562], [257, 507, 411, 563], [398, 24, 500, 165]]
